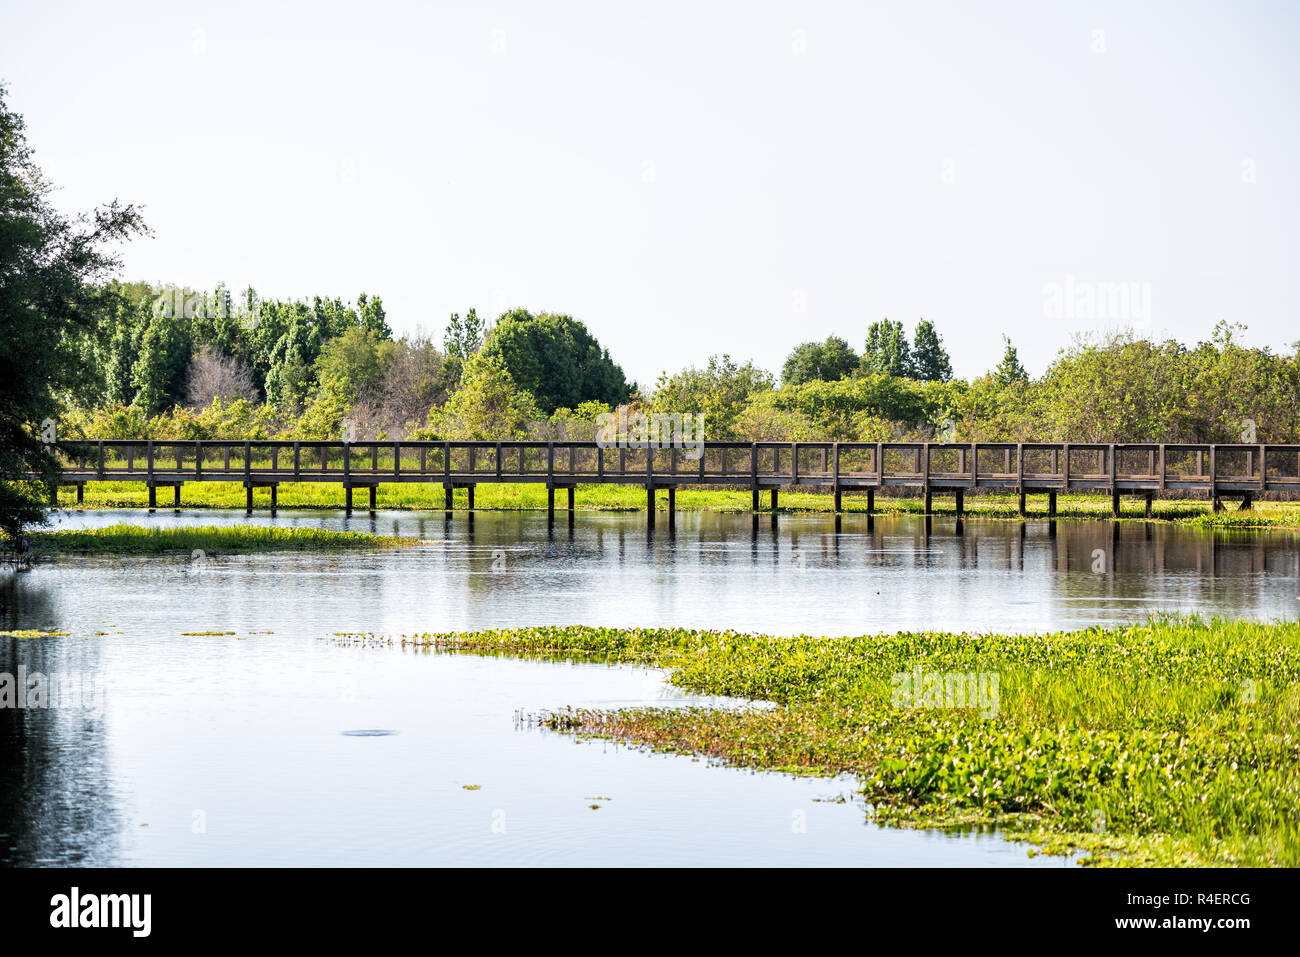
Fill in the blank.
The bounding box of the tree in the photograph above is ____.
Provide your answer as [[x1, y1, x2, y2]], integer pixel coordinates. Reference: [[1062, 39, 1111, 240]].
[[992, 335, 1029, 386], [424, 353, 540, 440], [186, 345, 258, 407], [480, 309, 630, 414], [781, 336, 859, 385], [652, 354, 774, 439], [443, 308, 486, 361], [911, 319, 953, 382], [862, 319, 913, 378], [0, 85, 146, 539]]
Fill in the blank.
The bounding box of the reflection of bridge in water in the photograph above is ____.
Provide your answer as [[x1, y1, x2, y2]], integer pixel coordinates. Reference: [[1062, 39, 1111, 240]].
[[42, 440, 1300, 526]]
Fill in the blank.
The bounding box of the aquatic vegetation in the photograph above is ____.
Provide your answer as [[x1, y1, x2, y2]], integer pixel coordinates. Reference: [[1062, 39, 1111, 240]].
[[402, 618, 1300, 867], [462, 785, 481, 791], [32, 523, 416, 554], [0, 629, 70, 638], [179, 631, 237, 636]]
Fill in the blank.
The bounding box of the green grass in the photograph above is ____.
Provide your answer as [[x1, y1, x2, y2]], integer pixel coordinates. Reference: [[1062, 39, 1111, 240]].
[[32, 522, 417, 554], [394, 618, 1300, 867], [56, 480, 1300, 526]]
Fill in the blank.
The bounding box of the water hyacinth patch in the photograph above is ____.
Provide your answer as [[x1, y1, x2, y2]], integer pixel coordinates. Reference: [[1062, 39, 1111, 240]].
[[400, 617, 1300, 866]]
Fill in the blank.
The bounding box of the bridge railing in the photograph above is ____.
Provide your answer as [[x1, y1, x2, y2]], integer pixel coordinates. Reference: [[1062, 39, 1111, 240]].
[[42, 439, 1300, 492]]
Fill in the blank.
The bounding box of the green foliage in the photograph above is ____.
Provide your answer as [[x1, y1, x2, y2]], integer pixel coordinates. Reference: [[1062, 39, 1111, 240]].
[[412, 618, 1300, 866], [781, 336, 859, 386], [992, 335, 1029, 386], [34, 522, 411, 553], [862, 319, 913, 378], [0, 84, 147, 539], [652, 354, 774, 439], [911, 319, 953, 382], [423, 353, 541, 440], [480, 309, 630, 415]]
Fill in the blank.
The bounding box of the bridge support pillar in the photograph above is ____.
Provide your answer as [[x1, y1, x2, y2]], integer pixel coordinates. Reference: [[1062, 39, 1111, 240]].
[[174, 484, 181, 508], [148, 484, 157, 510], [77, 483, 84, 505], [1212, 495, 1222, 513], [924, 489, 932, 514], [1017, 491, 1026, 517], [1240, 493, 1253, 511], [245, 484, 253, 512], [467, 485, 475, 510], [646, 486, 655, 528], [370, 485, 378, 512], [269, 484, 276, 511], [770, 489, 778, 511], [567, 486, 575, 511], [1048, 491, 1057, 517], [547, 486, 555, 521], [1111, 489, 1121, 517], [1144, 493, 1152, 518], [752, 488, 759, 511], [667, 487, 675, 526], [955, 489, 964, 516], [443, 485, 452, 511], [345, 485, 353, 516], [867, 489, 875, 514], [833, 488, 841, 512]]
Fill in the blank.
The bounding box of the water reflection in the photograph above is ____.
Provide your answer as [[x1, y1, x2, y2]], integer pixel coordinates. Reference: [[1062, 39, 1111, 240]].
[[0, 509, 1293, 866]]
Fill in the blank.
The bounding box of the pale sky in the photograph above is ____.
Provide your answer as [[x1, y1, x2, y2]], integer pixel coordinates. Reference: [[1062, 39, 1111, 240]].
[[3, 0, 1296, 389]]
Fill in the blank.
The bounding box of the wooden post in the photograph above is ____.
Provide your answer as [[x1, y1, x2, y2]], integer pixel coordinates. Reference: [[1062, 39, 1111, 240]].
[[667, 486, 675, 524], [77, 483, 84, 504], [345, 486, 353, 516], [245, 484, 253, 511], [467, 485, 475, 510], [1108, 444, 1118, 517], [443, 485, 451, 511], [1144, 492, 1152, 518], [646, 486, 655, 526], [269, 484, 276, 510], [771, 488, 778, 511], [293, 441, 300, 480], [752, 488, 760, 511], [173, 484, 181, 507], [867, 488, 875, 513], [148, 484, 156, 509], [955, 488, 964, 516], [1048, 490, 1057, 517], [1016, 442, 1024, 514], [147, 440, 154, 488], [548, 486, 556, 521], [832, 443, 841, 512], [567, 486, 575, 511], [751, 442, 758, 501], [1209, 445, 1218, 511], [791, 442, 798, 486]]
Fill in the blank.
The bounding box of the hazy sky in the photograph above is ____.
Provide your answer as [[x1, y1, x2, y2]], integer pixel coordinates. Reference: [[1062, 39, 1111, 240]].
[[3, 0, 1296, 388]]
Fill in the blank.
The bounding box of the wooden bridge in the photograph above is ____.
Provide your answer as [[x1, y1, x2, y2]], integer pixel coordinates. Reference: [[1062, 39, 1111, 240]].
[[40, 439, 1300, 524]]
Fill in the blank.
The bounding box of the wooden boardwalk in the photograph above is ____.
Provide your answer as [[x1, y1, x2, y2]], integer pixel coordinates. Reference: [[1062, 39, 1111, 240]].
[[40, 439, 1300, 522]]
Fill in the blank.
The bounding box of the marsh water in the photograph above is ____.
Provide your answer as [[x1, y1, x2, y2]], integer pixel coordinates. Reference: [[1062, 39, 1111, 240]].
[[2, 509, 1296, 866]]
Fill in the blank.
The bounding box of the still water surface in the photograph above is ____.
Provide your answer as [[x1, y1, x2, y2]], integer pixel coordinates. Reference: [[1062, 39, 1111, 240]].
[[1, 509, 1295, 866]]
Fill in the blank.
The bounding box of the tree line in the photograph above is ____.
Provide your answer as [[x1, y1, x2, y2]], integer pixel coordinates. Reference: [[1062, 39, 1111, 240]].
[[4, 83, 1299, 540]]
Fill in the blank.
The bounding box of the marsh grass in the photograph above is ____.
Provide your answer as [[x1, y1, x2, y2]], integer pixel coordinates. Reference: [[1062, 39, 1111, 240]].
[[399, 618, 1300, 866], [33, 523, 414, 554], [63, 481, 1300, 527]]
